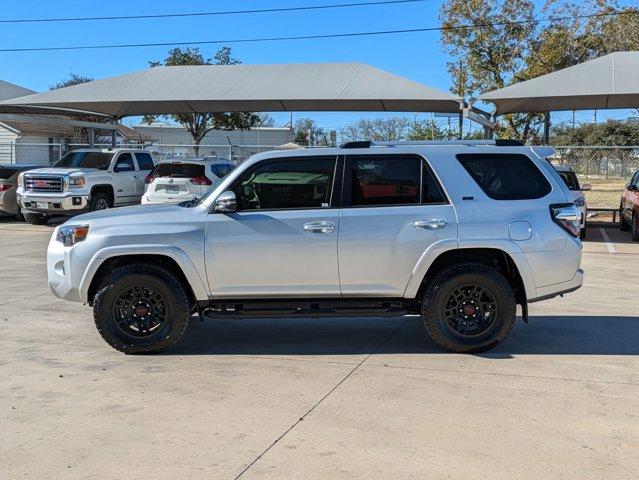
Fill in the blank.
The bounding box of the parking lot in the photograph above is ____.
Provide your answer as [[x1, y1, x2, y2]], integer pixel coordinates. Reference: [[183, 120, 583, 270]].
[[1, 218, 638, 480]]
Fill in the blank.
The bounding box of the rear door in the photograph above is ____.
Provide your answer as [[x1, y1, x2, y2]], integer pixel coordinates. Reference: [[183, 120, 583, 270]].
[[338, 154, 457, 297], [134, 152, 155, 196]]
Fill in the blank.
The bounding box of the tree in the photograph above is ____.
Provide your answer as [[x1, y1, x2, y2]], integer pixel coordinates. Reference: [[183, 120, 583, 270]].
[[439, 0, 639, 143], [143, 47, 259, 153], [339, 118, 411, 143], [551, 120, 639, 146], [292, 117, 330, 146], [50, 73, 94, 90]]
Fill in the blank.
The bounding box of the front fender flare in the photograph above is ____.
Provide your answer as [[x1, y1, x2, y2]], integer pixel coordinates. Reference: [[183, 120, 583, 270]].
[[78, 244, 209, 303]]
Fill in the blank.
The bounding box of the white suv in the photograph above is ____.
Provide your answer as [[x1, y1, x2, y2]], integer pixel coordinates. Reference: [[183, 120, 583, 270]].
[[16, 148, 155, 224], [142, 157, 234, 205], [46, 140, 583, 354]]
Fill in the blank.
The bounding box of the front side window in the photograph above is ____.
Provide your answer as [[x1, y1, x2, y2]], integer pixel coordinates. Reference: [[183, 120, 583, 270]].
[[54, 151, 113, 170], [346, 155, 446, 207], [233, 157, 336, 211], [113, 153, 135, 172], [457, 153, 551, 200]]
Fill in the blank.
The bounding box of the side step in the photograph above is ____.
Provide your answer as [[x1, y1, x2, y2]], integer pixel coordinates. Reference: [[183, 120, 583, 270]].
[[203, 298, 412, 319]]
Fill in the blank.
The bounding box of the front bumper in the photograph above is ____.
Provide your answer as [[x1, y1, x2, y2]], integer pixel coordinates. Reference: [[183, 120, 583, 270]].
[[19, 193, 89, 214], [47, 230, 91, 302]]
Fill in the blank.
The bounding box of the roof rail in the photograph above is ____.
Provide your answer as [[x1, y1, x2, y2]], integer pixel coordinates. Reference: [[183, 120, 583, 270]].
[[340, 139, 524, 148]]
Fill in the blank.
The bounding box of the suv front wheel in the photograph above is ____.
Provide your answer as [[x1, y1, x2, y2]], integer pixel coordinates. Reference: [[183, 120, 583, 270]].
[[93, 263, 191, 353], [421, 263, 516, 353]]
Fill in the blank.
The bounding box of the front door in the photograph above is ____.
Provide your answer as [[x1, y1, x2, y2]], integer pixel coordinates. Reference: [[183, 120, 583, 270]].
[[338, 154, 457, 297], [112, 153, 139, 205], [205, 155, 341, 298]]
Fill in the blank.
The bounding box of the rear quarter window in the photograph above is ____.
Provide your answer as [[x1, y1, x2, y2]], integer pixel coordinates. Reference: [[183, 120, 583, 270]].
[[456, 153, 551, 200]]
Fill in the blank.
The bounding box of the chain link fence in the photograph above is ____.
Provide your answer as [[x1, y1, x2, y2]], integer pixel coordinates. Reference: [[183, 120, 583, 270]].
[[0, 142, 285, 167], [550, 146, 639, 208]]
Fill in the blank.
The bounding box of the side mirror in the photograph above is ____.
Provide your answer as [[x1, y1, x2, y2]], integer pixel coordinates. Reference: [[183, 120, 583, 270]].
[[214, 191, 237, 213], [627, 185, 637, 192], [581, 183, 591, 191]]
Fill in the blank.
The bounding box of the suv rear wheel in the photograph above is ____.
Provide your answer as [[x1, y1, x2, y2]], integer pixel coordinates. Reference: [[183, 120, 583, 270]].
[[93, 264, 191, 353], [23, 212, 49, 225], [421, 263, 516, 353]]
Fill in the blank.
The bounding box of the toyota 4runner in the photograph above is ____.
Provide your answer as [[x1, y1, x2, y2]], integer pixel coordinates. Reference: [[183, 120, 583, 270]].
[[16, 148, 155, 224], [46, 140, 584, 354]]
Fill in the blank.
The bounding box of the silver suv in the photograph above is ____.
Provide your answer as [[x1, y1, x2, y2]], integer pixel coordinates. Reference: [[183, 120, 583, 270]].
[[46, 140, 583, 354]]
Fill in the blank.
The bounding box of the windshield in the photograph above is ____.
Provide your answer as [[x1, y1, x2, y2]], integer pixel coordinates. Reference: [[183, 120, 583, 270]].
[[54, 151, 113, 170], [558, 171, 580, 190]]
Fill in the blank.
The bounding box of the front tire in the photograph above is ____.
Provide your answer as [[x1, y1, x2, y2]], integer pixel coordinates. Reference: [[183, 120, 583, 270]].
[[620, 204, 630, 231], [421, 263, 516, 353], [24, 212, 49, 225], [93, 264, 191, 353], [632, 214, 639, 242], [89, 192, 111, 212]]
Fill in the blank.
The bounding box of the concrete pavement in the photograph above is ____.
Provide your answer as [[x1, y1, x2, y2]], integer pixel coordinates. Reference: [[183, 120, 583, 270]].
[[1, 218, 638, 480]]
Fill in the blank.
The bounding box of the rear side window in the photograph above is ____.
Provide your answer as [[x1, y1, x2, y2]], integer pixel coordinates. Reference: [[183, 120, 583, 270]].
[[151, 163, 204, 178], [557, 171, 580, 191], [135, 152, 154, 171], [346, 155, 447, 207], [457, 153, 551, 200]]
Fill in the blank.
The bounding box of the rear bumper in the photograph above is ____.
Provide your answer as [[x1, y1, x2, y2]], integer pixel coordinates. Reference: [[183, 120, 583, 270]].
[[529, 268, 584, 303], [19, 193, 89, 214], [142, 194, 197, 205]]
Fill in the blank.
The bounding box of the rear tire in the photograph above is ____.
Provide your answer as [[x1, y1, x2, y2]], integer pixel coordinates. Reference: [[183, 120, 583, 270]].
[[421, 263, 516, 353], [89, 192, 111, 212], [580, 227, 586, 240], [620, 204, 630, 231], [93, 263, 191, 354], [24, 212, 49, 225]]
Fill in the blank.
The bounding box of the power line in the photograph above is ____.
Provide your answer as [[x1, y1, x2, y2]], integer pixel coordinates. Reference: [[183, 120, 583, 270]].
[[0, 11, 635, 53], [0, 0, 427, 24]]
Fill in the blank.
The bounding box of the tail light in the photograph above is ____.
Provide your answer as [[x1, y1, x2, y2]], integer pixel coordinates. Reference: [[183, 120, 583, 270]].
[[550, 203, 580, 237], [190, 175, 212, 185], [144, 174, 155, 184], [0, 184, 11, 192]]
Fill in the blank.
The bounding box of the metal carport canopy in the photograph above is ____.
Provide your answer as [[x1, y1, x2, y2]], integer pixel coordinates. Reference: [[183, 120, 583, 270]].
[[0, 79, 35, 102], [0, 63, 461, 118], [479, 51, 639, 115]]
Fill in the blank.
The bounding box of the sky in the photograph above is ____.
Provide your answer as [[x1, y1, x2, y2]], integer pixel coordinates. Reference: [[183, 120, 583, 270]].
[[0, 0, 636, 135]]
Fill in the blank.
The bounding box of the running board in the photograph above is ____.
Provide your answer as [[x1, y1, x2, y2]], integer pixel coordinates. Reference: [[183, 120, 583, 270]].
[[203, 299, 412, 319]]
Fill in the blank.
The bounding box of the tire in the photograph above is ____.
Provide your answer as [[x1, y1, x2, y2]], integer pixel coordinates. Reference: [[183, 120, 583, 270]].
[[421, 263, 516, 353], [580, 226, 586, 240], [632, 214, 639, 242], [89, 192, 111, 212], [620, 204, 630, 231], [23, 212, 49, 225], [93, 263, 191, 354]]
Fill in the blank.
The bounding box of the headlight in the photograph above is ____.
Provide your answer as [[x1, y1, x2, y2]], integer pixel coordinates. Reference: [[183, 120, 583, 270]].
[[574, 195, 586, 207], [17, 172, 24, 189], [56, 225, 89, 247], [68, 177, 86, 188]]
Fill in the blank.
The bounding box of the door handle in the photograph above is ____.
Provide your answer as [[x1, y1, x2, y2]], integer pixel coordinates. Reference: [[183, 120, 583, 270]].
[[304, 221, 336, 234], [414, 218, 447, 229], [133, 175, 139, 179]]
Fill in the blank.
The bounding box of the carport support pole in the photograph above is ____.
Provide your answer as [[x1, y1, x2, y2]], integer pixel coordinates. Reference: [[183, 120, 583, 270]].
[[543, 112, 551, 145], [111, 129, 116, 148], [458, 112, 463, 139], [88, 128, 95, 148]]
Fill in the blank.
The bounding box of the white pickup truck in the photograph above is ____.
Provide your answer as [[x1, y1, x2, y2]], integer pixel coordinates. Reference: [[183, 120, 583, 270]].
[[16, 148, 155, 224]]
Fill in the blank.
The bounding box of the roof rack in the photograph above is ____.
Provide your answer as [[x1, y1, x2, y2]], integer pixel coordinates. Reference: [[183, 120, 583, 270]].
[[340, 139, 524, 149]]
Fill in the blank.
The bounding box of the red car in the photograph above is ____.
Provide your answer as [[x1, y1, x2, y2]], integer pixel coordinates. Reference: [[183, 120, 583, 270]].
[[620, 170, 639, 240]]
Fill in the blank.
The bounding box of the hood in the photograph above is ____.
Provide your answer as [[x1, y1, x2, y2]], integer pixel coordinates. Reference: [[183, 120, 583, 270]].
[[25, 167, 98, 176], [70, 202, 196, 226]]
